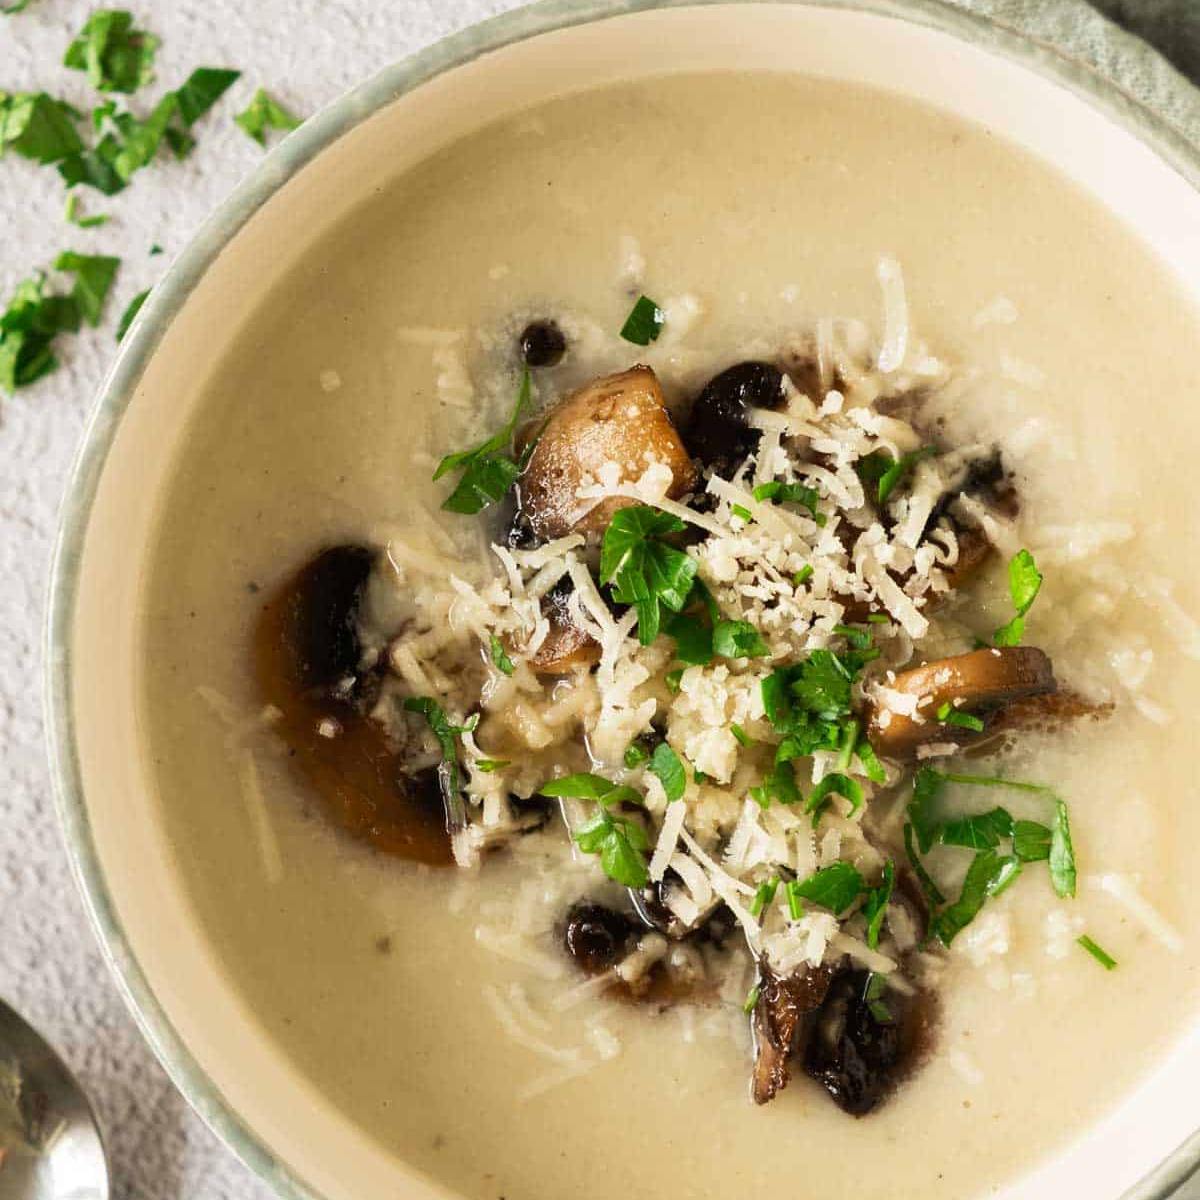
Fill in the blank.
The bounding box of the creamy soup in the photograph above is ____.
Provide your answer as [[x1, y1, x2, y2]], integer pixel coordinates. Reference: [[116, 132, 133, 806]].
[[141, 72, 1200, 1200]]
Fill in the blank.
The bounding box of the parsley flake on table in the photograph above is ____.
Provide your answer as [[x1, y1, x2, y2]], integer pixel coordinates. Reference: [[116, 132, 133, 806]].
[[115, 287, 149, 342], [618, 294, 664, 346], [235, 87, 302, 146], [433, 368, 532, 515], [64, 9, 159, 95], [174, 67, 241, 126], [600, 504, 698, 645], [539, 773, 650, 887], [0, 92, 85, 163], [55, 251, 119, 326]]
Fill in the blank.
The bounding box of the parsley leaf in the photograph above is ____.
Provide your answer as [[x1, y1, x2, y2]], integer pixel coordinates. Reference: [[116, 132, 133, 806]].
[[940, 806, 1014, 850], [619, 295, 664, 346], [64, 193, 109, 228], [489, 634, 514, 677], [663, 611, 713, 665], [174, 67, 240, 126], [906, 766, 945, 853], [648, 742, 686, 803], [474, 758, 510, 773], [712, 619, 769, 660], [0, 273, 79, 393], [994, 548, 1044, 646], [64, 10, 159, 94], [936, 700, 986, 732], [1049, 798, 1076, 898], [751, 479, 825, 524], [540, 772, 649, 887], [0, 92, 84, 163], [877, 445, 937, 505], [933, 850, 1021, 945], [805, 772, 864, 821], [864, 972, 894, 1023], [402, 696, 476, 826], [115, 287, 149, 341], [235, 88, 302, 146], [600, 505, 697, 645], [433, 368, 532, 515], [730, 723, 753, 748], [903, 821, 945, 907], [791, 863, 864, 915], [1012, 819, 1052, 862], [55, 251, 119, 327], [862, 860, 895, 949], [750, 759, 799, 809], [749, 878, 780, 917], [1077, 934, 1117, 970]]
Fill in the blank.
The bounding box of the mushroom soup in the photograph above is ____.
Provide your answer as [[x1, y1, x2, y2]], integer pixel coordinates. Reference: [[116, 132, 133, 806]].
[[141, 72, 1200, 1199]]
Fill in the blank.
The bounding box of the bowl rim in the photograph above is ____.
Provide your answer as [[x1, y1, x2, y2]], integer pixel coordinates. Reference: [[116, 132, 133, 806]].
[[42, 2, 1200, 1198]]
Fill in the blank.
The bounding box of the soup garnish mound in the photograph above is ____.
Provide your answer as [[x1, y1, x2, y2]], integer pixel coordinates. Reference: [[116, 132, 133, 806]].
[[255, 262, 1112, 1116]]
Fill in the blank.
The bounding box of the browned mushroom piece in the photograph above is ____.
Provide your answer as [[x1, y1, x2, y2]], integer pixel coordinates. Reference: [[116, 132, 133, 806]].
[[751, 963, 836, 1105], [866, 646, 1058, 760], [526, 579, 601, 674], [515, 366, 698, 541], [255, 546, 454, 865]]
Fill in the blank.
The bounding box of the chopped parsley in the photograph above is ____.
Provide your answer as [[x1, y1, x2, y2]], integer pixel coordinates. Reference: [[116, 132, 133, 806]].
[[864, 972, 893, 1024], [750, 759, 799, 809], [2, 1, 35, 12], [939, 806, 1014, 850], [751, 480, 826, 524], [749, 877, 779, 917], [433, 368, 532, 515], [0, 92, 85, 163], [712, 619, 769, 660], [539, 772, 649, 887], [115, 287, 149, 341], [55, 251, 119, 326], [862, 861, 895, 949], [933, 850, 1022, 945], [618, 294, 664, 346], [623, 739, 651, 769], [665, 667, 684, 693], [64, 10, 159, 94], [235, 87, 302, 145], [993, 548, 1043, 646], [64, 193, 109, 228], [474, 758, 510, 773], [805, 772, 864, 822], [1012, 818, 1052, 862], [489, 634, 514, 676], [869, 445, 937, 505], [648, 741, 687, 803], [784, 879, 805, 920], [174, 67, 241, 126], [730, 723, 753, 748], [936, 701, 985, 733], [730, 503, 753, 522], [742, 984, 761, 1014], [792, 565, 814, 587], [402, 697, 477, 800], [1077, 934, 1117, 970], [903, 822, 945, 907], [600, 505, 697, 645], [1049, 798, 1076, 899], [790, 862, 863, 915], [0, 273, 78, 392], [663, 612, 712, 664]]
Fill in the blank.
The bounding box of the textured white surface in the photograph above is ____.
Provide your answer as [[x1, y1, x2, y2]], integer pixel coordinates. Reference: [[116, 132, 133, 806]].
[[1, 4, 518, 1196], [2, 2, 1198, 1199]]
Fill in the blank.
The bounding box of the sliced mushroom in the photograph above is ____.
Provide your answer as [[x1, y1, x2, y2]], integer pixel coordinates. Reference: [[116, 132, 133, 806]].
[[866, 646, 1057, 760], [751, 964, 836, 1105], [514, 366, 697, 540], [684, 361, 787, 479], [802, 968, 934, 1116], [562, 902, 636, 975], [527, 578, 600, 674], [255, 546, 453, 864]]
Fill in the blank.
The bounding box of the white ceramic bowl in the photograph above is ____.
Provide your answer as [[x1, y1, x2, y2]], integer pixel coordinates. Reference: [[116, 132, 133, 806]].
[[45, 3, 1200, 1198]]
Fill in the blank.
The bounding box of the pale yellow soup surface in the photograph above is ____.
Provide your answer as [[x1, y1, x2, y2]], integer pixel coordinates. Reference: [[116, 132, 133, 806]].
[[142, 72, 1200, 1200]]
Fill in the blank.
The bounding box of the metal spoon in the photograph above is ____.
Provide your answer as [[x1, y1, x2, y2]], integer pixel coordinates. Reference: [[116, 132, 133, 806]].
[[0, 998, 108, 1200]]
